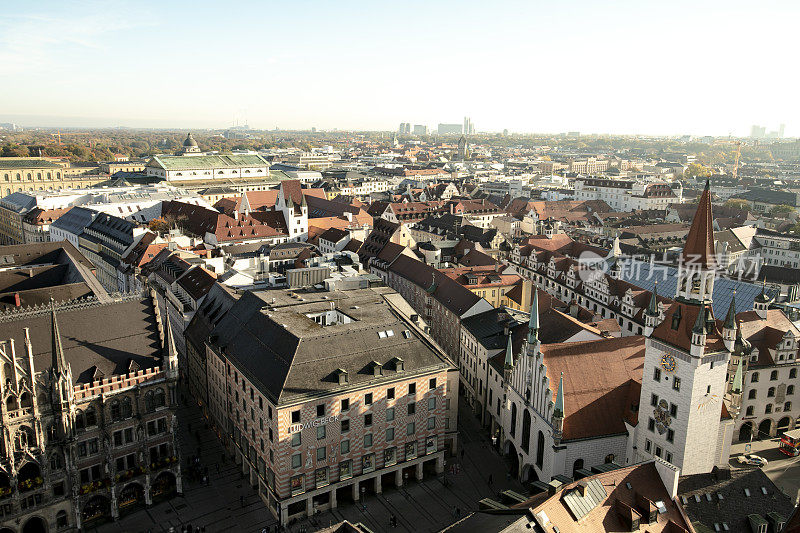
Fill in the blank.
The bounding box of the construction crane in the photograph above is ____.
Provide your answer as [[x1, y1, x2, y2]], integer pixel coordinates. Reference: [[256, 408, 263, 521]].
[[48, 130, 90, 145], [714, 139, 743, 181]]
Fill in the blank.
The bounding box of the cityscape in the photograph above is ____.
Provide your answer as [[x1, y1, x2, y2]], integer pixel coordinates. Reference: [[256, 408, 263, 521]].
[[2, 1, 800, 533]]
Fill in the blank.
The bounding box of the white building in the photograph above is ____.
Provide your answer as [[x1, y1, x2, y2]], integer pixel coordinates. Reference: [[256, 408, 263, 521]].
[[574, 177, 682, 211], [146, 154, 270, 182]]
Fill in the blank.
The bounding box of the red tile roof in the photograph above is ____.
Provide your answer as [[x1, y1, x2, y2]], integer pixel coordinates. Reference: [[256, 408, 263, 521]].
[[682, 182, 715, 269]]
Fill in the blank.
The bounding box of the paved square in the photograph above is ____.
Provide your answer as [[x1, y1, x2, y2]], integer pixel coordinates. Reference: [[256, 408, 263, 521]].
[[94, 396, 522, 532]]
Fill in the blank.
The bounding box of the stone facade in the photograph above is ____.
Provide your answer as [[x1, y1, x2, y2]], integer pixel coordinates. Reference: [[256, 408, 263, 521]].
[[0, 302, 181, 532]]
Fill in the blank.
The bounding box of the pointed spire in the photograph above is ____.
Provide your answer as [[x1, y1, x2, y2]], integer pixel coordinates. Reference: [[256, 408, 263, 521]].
[[692, 304, 708, 335], [528, 289, 540, 344], [553, 372, 564, 418], [504, 333, 514, 369], [646, 281, 659, 316], [723, 290, 737, 330], [682, 180, 715, 269], [755, 278, 770, 303], [50, 298, 67, 376]]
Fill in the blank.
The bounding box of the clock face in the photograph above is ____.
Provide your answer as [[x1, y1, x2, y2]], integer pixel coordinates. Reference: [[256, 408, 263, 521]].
[[661, 354, 677, 373]]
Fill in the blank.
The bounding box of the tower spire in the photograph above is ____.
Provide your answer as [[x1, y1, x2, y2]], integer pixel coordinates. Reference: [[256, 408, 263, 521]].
[[553, 372, 564, 418], [504, 333, 514, 370], [646, 281, 659, 317], [552, 372, 565, 443], [682, 180, 715, 269], [50, 298, 67, 376], [527, 288, 539, 344], [723, 291, 737, 330]]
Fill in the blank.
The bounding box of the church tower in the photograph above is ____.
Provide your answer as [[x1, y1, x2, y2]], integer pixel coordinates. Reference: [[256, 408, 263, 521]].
[[637, 181, 732, 475]]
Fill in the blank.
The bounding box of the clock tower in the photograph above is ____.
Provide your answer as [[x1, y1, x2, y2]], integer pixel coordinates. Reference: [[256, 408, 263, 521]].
[[636, 181, 733, 475]]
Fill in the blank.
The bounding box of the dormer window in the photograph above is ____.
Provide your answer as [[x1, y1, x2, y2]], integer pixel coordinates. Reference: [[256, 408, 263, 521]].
[[335, 368, 348, 385]]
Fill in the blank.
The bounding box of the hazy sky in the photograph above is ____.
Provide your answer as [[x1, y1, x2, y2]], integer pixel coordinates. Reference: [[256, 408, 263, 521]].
[[1, 0, 798, 136]]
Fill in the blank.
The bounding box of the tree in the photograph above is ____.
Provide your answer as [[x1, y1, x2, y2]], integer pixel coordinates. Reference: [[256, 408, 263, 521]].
[[148, 218, 170, 234], [769, 204, 795, 218], [723, 199, 751, 212], [684, 163, 712, 180]]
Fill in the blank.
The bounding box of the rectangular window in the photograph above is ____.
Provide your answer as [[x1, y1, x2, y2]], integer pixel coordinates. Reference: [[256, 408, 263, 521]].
[[341, 439, 350, 454], [653, 367, 661, 381], [650, 394, 658, 407], [364, 433, 373, 447], [317, 447, 326, 461], [291, 453, 301, 468], [365, 393, 373, 406], [648, 417, 655, 432], [317, 404, 325, 417], [341, 419, 350, 433], [408, 402, 416, 415], [427, 417, 436, 430], [645, 439, 652, 452], [673, 378, 681, 392], [364, 413, 373, 427], [291, 433, 301, 447], [291, 410, 300, 423], [317, 425, 326, 440], [428, 397, 436, 410], [429, 378, 437, 390], [655, 446, 662, 458], [667, 429, 675, 443], [386, 427, 395, 441], [666, 452, 673, 463], [387, 387, 395, 399], [669, 403, 678, 418], [341, 398, 350, 411], [407, 422, 415, 435], [386, 407, 395, 422], [409, 383, 416, 395]]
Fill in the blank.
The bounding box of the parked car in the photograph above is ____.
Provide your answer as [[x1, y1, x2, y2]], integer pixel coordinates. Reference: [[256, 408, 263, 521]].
[[737, 454, 768, 466]]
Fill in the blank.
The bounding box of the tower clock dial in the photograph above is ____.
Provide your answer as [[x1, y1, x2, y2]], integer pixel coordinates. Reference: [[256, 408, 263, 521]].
[[660, 354, 677, 373]]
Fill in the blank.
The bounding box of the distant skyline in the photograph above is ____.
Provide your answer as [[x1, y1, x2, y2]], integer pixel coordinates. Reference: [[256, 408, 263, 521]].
[[1, 0, 798, 137]]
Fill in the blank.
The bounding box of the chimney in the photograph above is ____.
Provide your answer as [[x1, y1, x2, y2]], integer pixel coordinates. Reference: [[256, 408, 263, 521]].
[[14, 293, 20, 307]]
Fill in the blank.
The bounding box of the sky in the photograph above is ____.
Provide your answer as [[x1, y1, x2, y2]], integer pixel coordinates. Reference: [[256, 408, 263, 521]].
[[1, 0, 798, 136]]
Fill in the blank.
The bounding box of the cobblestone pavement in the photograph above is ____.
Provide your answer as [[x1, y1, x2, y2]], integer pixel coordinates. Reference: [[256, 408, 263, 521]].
[[94, 394, 521, 533]]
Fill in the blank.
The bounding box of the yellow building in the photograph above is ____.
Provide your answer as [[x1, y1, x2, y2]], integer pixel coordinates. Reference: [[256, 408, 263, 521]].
[[0, 158, 106, 196], [439, 266, 532, 310]]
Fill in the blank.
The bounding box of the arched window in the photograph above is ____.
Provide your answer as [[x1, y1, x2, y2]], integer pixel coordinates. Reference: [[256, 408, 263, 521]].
[[605, 454, 615, 464], [766, 404, 773, 414], [768, 387, 776, 398], [771, 370, 779, 381], [786, 402, 792, 411], [5, 395, 17, 411], [20, 392, 32, 408], [792, 369, 798, 379], [572, 459, 584, 478], [749, 390, 757, 400], [46, 424, 57, 442], [752, 372, 759, 383], [789, 385, 795, 395], [75, 409, 85, 431], [144, 391, 155, 412], [155, 388, 166, 408], [536, 431, 545, 468], [746, 406, 754, 416], [56, 510, 68, 528], [85, 407, 97, 427], [520, 411, 532, 454], [50, 453, 62, 470], [110, 401, 121, 421], [122, 397, 132, 418], [509, 403, 517, 438]]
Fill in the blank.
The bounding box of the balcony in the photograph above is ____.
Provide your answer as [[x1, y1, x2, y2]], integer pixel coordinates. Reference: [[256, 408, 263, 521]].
[[79, 478, 111, 495], [149, 456, 178, 472]]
